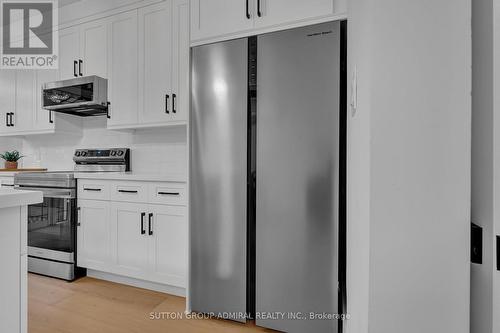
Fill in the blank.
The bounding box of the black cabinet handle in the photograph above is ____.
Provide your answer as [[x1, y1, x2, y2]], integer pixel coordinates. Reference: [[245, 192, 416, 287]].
[[83, 188, 101, 191], [158, 192, 180, 196], [246, 0, 251, 19], [49, 111, 53, 124], [172, 94, 177, 113], [73, 60, 78, 77], [165, 94, 170, 113], [141, 212, 146, 235], [9, 113, 14, 127], [106, 101, 110, 119], [79, 59, 83, 76], [118, 190, 138, 194], [5, 113, 9, 127], [148, 213, 153, 236], [257, 0, 262, 17]]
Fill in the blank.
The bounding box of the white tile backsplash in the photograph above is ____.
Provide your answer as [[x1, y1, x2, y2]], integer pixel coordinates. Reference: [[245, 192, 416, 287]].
[[18, 117, 187, 175]]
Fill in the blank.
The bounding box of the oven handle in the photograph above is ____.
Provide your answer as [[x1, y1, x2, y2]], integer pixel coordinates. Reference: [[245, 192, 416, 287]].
[[15, 186, 76, 199]]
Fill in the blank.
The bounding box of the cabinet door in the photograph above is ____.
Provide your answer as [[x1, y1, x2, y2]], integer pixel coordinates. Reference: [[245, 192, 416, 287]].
[[106, 10, 139, 127], [58, 26, 80, 80], [80, 19, 108, 77], [35, 69, 58, 131], [190, 0, 254, 42], [253, 0, 335, 29], [111, 202, 149, 274], [137, 2, 172, 125], [148, 204, 187, 287], [170, 0, 189, 122], [77, 200, 111, 269], [0, 70, 16, 134], [12, 71, 35, 132]]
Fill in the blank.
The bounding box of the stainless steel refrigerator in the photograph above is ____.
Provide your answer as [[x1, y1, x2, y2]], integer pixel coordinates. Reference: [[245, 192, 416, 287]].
[[191, 21, 346, 333]]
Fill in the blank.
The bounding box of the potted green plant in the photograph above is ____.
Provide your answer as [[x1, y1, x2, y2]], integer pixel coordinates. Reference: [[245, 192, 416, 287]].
[[0, 150, 24, 169]]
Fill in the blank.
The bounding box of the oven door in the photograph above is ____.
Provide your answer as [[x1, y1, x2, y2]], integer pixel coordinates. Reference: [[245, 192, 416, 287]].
[[18, 187, 76, 263]]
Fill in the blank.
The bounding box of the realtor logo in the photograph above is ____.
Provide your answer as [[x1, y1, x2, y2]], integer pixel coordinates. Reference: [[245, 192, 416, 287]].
[[1, 0, 58, 69]]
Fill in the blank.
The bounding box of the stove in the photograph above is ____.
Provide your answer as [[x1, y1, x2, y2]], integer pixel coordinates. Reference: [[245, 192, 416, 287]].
[[14, 148, 130, 281]]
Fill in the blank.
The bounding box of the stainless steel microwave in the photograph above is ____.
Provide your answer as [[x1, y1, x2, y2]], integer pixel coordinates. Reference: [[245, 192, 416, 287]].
[[41, 75, 108, 117]]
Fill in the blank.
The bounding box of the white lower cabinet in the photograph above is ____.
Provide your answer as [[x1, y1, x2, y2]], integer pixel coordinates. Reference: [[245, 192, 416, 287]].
[[77, 180, 187, 289], [148, 204, 187, 287], [77, 200, 111, 270], [111, 202, 149, 274]]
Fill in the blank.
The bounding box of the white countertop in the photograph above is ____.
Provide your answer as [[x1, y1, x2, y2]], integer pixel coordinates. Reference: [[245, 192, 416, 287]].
[[0, 188, 43, 209], [74, 172, 187, 182]]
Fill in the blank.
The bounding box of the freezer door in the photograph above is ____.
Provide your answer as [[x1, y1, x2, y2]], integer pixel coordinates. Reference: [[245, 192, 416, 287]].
[[190, 38, 248, 321], [256, 22, 340, 333]]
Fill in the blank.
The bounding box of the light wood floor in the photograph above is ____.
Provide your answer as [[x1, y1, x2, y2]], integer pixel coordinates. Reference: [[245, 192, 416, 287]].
[[29, 274, 274, 333]]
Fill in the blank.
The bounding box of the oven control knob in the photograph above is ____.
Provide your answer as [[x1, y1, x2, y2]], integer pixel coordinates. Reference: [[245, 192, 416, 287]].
[[111, 151, 116, 156], [117, 150, 124, 156], [75, 151, 81, 157], [81, 151, 87, 157]]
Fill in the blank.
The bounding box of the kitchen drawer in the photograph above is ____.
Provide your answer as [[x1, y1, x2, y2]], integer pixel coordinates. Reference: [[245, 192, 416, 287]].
[[148, 182, 186, 206], [111, 181, 148, 203], [78, 180, 110, 200]]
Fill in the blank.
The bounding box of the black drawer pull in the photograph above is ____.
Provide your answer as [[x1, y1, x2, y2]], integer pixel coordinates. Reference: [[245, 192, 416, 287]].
[[148, 213, 153, 236], [158, 191, 180, 196], [141, 212, 146, 235], [83, 188, 101, 192], [118, 190, 138, 194]]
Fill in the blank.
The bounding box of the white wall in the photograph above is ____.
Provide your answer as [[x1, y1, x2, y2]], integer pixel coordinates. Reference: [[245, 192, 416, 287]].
[[347, 0, 471, 332], [17, 118, 187, 175]]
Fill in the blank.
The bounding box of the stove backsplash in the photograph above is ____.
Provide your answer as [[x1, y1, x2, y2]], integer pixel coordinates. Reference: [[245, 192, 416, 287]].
[[15, 117, 187, 175]]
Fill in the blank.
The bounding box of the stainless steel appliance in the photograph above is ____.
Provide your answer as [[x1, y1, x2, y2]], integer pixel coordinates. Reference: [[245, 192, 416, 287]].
[[14, 148, 130, 281], [73, 148, 130, 172], [41, 75, 109, 117], [15, 172, 80, 280], [191, 21, 347, 333]]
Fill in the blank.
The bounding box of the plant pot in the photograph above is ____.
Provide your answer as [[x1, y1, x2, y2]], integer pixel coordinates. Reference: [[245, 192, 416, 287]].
[[5, 161, 17, 169]]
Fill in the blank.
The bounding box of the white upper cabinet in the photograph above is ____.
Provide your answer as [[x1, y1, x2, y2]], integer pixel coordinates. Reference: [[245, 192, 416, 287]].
[[80, 19, 108, 78], [35, 69, 58, 131], [0, 1, 189, 136], [12, 71, 35, 133], [190, 0, 347, 44], [137, 1, 173, 125], [170, 0, 189, 123], [59, 26, 80, 80], [107, 11, 139, 127], [190, 0, 254, 42], [0, 70, 16, 134], [108, 0, 189, 129], [253, 0, 338, 28]]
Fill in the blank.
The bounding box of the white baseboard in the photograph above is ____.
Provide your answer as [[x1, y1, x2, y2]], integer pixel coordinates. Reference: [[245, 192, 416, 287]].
[[87, 269, 186, 298]]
